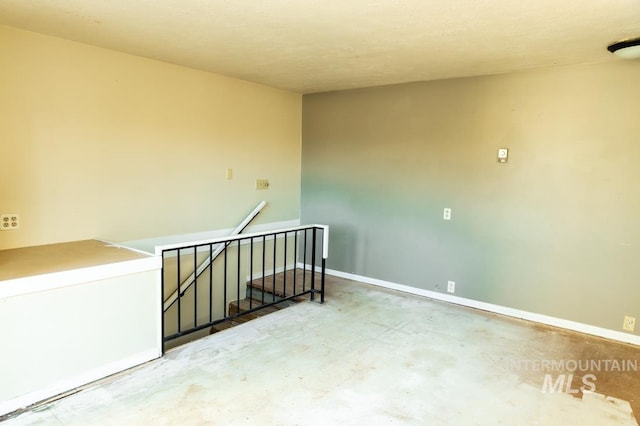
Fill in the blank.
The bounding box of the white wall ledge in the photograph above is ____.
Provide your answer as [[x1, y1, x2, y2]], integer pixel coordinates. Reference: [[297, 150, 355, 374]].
[[0, 256, 161, 299]]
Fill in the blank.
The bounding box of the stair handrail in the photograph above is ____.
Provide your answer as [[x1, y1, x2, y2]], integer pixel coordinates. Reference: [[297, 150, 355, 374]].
[[162, 201, 267, 312], [159, 223, 329, 351], [155, 224, 329, 259]]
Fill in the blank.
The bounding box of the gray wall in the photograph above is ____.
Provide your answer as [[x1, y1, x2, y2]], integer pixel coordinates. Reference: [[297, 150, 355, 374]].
[[301, 61, 640, 334]]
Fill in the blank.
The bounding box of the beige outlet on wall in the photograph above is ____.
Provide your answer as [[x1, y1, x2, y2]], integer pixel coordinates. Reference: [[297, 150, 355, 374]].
[[0, 214, 20, 231], [623, 316, 636, 332]]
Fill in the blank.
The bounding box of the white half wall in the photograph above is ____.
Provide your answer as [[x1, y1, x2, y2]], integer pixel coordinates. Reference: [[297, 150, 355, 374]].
[[0, 264, 161, 416]]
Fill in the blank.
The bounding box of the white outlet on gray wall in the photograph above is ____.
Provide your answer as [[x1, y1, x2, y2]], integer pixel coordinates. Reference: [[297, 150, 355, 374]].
[[447, 281, 455, 293]]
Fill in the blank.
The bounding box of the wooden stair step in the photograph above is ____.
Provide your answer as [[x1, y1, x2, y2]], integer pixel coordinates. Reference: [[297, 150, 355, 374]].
[[209, 269, 322, 336], [248, 269, 322, 299], [209, 320, 242, 334], [229, 298, 282, 317], [209, 299, 284, 334]]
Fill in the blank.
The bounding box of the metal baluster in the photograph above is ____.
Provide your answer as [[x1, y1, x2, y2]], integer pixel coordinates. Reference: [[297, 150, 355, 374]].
[[272, 232, 277, 302], [193, 246, 198, 328], [224, 242, 228, 317], [283, 231, 288, 298], [293, 230, 298, 296], [303, 229, 307, 292], [249, 237, 254, 310], [262, 235, 266, 305], [161, 251, 166, 354], [311, 228, 317, 301], [177, 248, 181, 334], [236, 239, 241, 315], [321, 254, 326, 304], [209, 244, 213, 323]]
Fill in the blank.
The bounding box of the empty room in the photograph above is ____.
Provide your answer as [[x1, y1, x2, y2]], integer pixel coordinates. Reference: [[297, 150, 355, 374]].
[[1, 1, 639, 425]]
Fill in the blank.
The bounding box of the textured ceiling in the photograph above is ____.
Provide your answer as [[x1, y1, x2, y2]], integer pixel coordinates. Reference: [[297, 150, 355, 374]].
[[1, 0, 639, 93]]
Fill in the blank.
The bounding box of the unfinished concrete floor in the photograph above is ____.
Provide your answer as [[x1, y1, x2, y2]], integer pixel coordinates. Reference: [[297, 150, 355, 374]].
[[4, 275, 640, 425]]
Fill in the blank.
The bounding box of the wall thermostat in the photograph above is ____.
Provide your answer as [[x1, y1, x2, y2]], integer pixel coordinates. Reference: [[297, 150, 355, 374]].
[[497, 148, 509, 163]]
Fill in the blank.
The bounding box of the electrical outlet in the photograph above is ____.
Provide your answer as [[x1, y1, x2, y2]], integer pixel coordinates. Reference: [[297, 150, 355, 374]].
[[0, 214, 20, 231], [447, 280, 455, 293], [226, 168, 233, 180], [623, 316, 636, 332], [443, 208, 452, 220], [256, 179, 270, 190]]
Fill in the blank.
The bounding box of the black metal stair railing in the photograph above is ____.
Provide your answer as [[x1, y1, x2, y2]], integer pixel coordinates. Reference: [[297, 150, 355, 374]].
[[156, 224, 328, 353]]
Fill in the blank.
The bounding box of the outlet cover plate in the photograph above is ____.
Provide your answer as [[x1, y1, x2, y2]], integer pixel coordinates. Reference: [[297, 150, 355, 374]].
[[1, 214, 20, 231], [623, 316, 636, 332], [256, 179, 270, 190], [447, 280, 455, 293]]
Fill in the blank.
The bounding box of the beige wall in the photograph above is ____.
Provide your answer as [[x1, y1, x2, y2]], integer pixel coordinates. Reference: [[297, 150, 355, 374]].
[[302, 60, 640, 334], [0, 25, 301, 250]]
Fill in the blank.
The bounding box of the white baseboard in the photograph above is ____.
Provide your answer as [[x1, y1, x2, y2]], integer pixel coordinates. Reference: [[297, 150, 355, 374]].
[[311, 265, 640, 347], [296, 262, 322, 277], [0, 348, 160, 417]]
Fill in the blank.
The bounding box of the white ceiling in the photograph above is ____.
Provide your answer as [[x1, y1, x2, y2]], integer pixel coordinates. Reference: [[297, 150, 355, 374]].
[[1, 0, 639, 93]]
